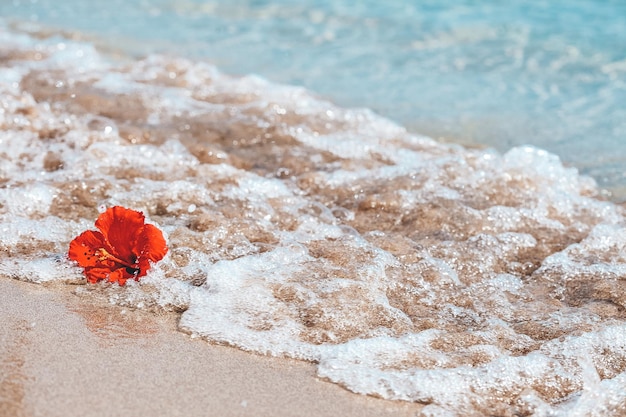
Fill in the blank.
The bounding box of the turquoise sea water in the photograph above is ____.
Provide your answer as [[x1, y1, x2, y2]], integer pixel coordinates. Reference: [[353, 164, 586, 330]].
[[2, 0, 626, 195]]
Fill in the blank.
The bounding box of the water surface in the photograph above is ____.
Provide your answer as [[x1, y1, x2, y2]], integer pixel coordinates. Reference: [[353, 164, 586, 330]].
[[2, 0, 626, 197]]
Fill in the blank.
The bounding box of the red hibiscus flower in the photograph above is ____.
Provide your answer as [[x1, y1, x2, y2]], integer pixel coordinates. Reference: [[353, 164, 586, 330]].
[[68, 206, 168, 286]]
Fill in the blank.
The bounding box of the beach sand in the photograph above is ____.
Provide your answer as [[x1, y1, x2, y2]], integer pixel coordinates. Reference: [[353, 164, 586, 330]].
[[0, 277, 424, 417]]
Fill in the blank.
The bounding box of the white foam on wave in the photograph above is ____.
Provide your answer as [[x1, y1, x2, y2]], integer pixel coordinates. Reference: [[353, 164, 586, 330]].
[[1, 26, 625, 416]]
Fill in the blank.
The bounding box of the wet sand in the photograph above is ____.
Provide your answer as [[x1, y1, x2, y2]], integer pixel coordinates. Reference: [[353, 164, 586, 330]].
[[0, 277, 424, 417]]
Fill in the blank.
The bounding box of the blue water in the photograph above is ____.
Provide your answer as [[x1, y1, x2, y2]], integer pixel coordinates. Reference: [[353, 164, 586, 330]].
[[2, 0, 626, 196]]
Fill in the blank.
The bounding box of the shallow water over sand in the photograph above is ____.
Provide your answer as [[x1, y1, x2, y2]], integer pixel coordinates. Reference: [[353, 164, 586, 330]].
[[1, 28, 625, 416], [2, 1, 626, 197]]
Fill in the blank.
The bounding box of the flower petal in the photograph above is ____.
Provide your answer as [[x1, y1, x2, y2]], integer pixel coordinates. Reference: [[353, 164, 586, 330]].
[[107, 268, 133, 286], [83, 266, 111, 284], [137, 224, 168, 262], [68, 230, 108, 268], [95, 206, 145, 263], [133, 223, 168, 278]]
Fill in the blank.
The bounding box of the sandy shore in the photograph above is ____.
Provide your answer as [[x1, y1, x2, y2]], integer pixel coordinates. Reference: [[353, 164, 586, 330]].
[[0, 277, 424, 417]]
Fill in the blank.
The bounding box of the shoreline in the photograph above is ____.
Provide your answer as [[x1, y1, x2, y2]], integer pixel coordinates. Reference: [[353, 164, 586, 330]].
[[2, 21, 626, 416], [0, 277, 424, 417]]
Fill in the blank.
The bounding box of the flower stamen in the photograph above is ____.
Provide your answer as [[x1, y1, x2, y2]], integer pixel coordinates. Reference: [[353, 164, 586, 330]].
[[97, 248, 135, 269]]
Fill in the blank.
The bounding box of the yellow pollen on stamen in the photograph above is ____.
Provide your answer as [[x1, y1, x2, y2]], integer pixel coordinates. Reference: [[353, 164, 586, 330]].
[[96, 248, 134, 268]]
